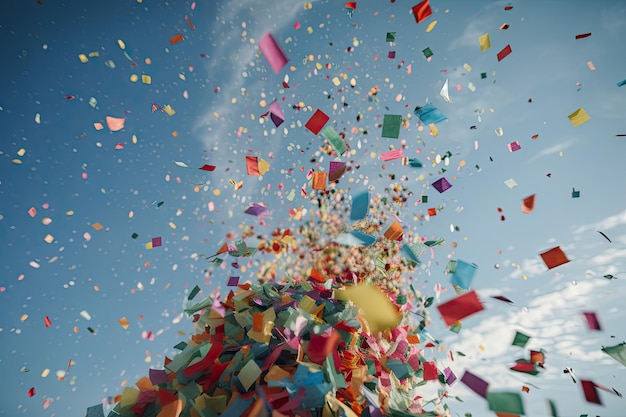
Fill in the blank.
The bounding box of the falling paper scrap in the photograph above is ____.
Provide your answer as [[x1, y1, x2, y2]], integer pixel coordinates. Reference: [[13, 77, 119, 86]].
[[539, 246, 569, 269], [478, 33, 491, 51], [497, 44, 512, 61], [412, 0, 432, 24], [305, 109, 330, 134], [381, 114, 402, 138], [568, 107, 590, 126], [521, 194, 536, 213], [258, 32, 289, 74], [432, 177, 452, 193], [437, 290, 484, 326]]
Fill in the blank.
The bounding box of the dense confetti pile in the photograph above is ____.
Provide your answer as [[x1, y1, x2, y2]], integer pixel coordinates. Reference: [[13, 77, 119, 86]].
[[2, 0, 626, 416]]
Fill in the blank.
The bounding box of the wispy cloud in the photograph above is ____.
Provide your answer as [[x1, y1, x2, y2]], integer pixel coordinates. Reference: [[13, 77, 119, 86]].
[[601, 3, 626, 37], [524, 140, 574, 163], [572, 209, 626, 234]]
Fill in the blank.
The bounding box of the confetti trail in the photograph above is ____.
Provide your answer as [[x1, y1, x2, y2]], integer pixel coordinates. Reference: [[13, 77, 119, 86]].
[[1, 1, 625, 417]]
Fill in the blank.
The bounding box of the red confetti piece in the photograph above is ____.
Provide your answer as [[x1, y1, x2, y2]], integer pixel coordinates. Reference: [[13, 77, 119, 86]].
[[497, 44, 512, 61], [185, 15, 195, 30], [199, 164, 216, 171], [44, 316, 52, 327]]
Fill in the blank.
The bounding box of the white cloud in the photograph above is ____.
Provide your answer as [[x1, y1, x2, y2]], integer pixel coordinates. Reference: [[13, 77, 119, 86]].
[[589, 247, 626, 268], [572, 209, 626, 234], [524, 140, 574, 163]]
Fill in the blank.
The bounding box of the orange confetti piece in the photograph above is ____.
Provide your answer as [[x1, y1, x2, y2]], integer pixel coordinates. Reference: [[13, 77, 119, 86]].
[[118, 317, 130, 329], [169, 34, 184, 45], [105, 116, 125, 131], [383, 221, 403, 241], [91, 222, 104, 231]]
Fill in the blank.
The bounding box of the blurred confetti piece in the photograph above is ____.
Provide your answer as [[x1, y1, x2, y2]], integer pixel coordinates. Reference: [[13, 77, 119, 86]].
[[169, 33, 184, 45], [478, 33, 491, 51], [44, 316, 52, 327], [497, 44, 512, 61], [426, 20, 437, 32], [259, 33, 289, 74], [118, 317, 130, 329], [185, 16, 195, 30], [141, 74, 151, 84], [105, 116, 125, 131], [582, 311, 602, 330], [437, 290, 485, 326], [539, 246, 570, 270], [412, 0, 432, 24], [44, 234, 54, 243], [568, 107, 590, 126], [334, 285, 400, 333], [80, 310, 92, 321], [28, 207, 37, 217], [91, 222, 104, 231], [41, 369, 50, 378], [521, 194, 536, 214]]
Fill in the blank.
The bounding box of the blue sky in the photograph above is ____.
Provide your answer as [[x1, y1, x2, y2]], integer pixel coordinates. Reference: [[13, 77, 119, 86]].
[[1, 0, 625, 416]]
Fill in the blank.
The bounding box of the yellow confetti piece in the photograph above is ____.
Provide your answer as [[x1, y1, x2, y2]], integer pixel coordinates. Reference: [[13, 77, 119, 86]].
[[88, 51, 99, 58], [20, 314, 28, 322], [117, 39, 126, 49], [304, 2, 312, 9], [145, 242, 153, 249], [429, 123, 439, 137], [132, 134, 138, 144], [426, 20, 438, 32], [17, 148, 26, 156], [463, 63, 472, 72], [12, 159, 22, 164], [41, 369, 50, 378], [78, 54, 89, 63], [331, 77, 341, 86], [130, 74, 138, 82], [141, 74, 151, 84], [168, 222, 176, 229], [163, 105, 175, 116], [213, 189, 221, 196], [66, 210, 74, 216], [118, 317, 130, 329]]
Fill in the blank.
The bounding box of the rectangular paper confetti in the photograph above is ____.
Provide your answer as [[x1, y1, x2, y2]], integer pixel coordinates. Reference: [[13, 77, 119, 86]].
[[259, 33, 289, 74]]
